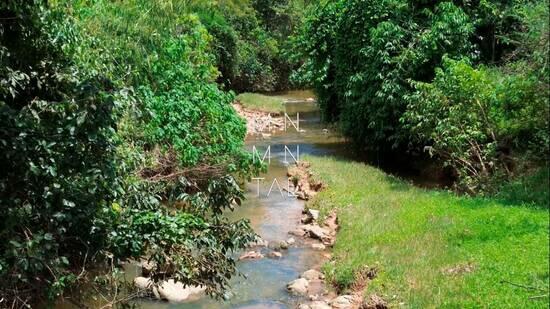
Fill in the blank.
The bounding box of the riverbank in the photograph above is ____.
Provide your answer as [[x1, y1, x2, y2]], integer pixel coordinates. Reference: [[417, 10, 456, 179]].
[[304, 155, 549, 308], [236, 93, 285, 114]]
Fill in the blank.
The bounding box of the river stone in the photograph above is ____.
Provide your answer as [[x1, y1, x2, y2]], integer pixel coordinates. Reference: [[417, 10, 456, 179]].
[[286, 237, 296, 245], [304, 224, 329, 240], [309, 294, 319, 300], [310, 301, 331, 309], [267, 251, 283, 259], [287, 278, 309, 295], [289, 228, 306, 237], [248, 237, 269, 248], [279, 241, 289, 250], [329, 295, 355, 308], [134, 276, 152, 290], [311, 243, 326, 250], [239, 251, 264, 260], [298, 305, 311, 309], [307, 209, 320, 220], [157, 279, 206, 303], [301, 269, 324, 281]]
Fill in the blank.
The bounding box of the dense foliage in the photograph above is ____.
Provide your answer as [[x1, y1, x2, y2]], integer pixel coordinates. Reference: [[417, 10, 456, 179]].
[[0, 0, 277, 306], [190, 0, 308, 92], [293, 0, 549, 194], [1, 1, 118, 302]]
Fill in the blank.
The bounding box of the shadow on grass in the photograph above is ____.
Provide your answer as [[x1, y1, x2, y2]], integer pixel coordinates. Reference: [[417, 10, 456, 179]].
[[493, 167, 549, 209]]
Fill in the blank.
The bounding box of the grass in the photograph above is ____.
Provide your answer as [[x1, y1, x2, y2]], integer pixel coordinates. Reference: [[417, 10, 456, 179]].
[[235, 92, 285, 114], [304, 155, 549, 308]]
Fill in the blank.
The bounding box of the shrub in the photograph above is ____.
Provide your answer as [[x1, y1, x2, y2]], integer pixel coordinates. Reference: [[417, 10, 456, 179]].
[[1, 0, 118, 302]]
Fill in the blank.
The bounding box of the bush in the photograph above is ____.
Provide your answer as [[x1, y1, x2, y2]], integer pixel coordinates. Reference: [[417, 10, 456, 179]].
[[292, 0, 474, 148], [293, 0, 549, 192], [1, 0, 259, 305], [1, 0, 118, 302]]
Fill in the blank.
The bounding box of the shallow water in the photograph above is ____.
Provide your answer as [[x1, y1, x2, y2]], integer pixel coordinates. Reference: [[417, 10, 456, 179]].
[[142, 91, 348, 309]]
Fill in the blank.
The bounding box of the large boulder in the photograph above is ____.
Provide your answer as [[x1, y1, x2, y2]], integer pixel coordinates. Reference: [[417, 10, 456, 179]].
[[287, 278, 309, 295]]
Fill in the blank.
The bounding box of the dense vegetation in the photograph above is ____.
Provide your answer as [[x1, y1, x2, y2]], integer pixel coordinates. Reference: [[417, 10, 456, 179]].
[[293, 0, 549, 194], [306, 155, 549, 308], [0, 0, 305, 306], [1, 0, 548, 306], [191, 0, 309, 92]]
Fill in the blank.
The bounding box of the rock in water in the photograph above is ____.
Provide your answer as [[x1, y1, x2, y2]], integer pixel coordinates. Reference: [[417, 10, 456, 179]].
[[134, 277, 205, 303], [247, 237, 269, 248], [286, 237, 296, 245], [239, 251, 264, 260], [157, 279, 206, 303], [289, 228, 306, 237], [134, 276, 152, 290], [267, 251, 283, 259], [301, 269, 325, 281], [287, 278, 309, 295], [279, 241, 289, 250], [310, 301, 331, 309]]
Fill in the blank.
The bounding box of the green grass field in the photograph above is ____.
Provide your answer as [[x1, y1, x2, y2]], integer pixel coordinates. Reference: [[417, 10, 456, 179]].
[[235, 92, 285, 114], [304, 155, 549, 308]]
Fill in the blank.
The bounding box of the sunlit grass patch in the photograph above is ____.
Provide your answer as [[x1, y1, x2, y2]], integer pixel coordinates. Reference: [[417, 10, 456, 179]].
[[305, 155, 549, 308], [235, 92, 285, 114]]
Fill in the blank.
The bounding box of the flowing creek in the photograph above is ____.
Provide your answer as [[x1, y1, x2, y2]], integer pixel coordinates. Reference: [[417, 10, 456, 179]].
[[56, 90, 446, 309], [136, 91, 348, 308]]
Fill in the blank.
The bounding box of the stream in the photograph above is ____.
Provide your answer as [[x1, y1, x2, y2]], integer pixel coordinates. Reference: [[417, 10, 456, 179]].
[[55, 90, 445, 309], [135, 91, 347, 309]]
